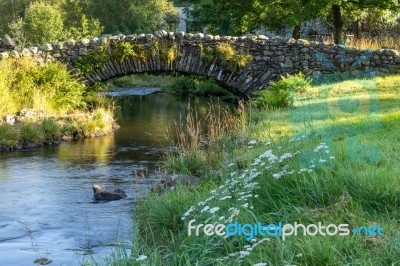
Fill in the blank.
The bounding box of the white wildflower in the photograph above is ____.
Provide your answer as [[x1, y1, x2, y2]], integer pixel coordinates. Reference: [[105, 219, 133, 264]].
[[209, 207, 220, 214], [201, 206, 210, 213], [136, 255, 148, 261], [278, 152, 293, 163], [220, 195, 232, 200], [248, 140, 257, 145], [239, 251, 250, 257], [273, 173, 281, 179], [253, 263, 267, 266], [259, 150, 277, 163], [319, 158, 326, 163], [232, 208, 240, 216]]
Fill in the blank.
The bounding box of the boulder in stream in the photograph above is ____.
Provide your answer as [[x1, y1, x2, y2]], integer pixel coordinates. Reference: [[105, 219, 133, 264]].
[[92, 184, 127, 201]]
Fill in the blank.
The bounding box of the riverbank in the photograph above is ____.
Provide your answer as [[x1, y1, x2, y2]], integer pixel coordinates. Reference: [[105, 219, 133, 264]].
[[0, 57, 117, 152], [0, 108, 118, 152], [109, 73, 400, 265]]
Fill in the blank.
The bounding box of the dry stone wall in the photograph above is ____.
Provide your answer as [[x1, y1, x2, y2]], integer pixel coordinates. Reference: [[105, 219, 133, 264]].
[[1, 31, 399, 96]]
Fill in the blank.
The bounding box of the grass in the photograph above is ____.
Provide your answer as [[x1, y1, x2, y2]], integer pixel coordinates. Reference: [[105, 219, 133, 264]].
[[95, 73, 400, 265]]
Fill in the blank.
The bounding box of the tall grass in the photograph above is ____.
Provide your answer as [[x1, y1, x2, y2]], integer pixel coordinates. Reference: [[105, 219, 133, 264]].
[[317, 35, 400, 51], [346, 36, 400, 51], [0, 57, 86, 117], [164, 101, 247, 175]]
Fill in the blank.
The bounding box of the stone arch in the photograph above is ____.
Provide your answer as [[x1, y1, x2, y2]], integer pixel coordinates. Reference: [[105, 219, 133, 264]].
[[1, 31, 399, 96]]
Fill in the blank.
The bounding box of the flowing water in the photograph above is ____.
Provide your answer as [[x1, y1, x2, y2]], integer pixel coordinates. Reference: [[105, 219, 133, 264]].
[[0, 90, 224, 266]]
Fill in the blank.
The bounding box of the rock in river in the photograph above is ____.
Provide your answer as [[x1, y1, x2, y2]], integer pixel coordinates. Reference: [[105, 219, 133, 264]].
[[92, 184, 127, 201]]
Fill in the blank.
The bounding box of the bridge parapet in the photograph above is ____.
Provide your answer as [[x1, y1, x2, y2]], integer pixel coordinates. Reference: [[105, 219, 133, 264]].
[[1, 31, 399, 96]]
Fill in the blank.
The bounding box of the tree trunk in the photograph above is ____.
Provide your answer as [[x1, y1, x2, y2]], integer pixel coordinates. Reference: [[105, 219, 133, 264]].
[[355, 19, 361, 39], [332, 4, 344, 44], [292, 24, 301, 40]]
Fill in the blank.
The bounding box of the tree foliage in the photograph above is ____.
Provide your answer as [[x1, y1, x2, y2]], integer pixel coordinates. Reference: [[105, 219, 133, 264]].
[[188, 0, 400, 43], [23, 2, 64, 44], [129, 0, 176, 33], [2, 0, 176, 45]]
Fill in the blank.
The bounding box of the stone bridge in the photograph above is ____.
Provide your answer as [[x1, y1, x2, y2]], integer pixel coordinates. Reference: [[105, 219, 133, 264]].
[[1, 31, 400, 96]]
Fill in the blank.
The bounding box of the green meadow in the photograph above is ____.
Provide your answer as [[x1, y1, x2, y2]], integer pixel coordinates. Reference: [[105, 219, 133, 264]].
[[99, 74, 400, 266]]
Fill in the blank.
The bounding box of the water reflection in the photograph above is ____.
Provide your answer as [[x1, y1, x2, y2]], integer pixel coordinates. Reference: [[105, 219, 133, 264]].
[[57, 135, 116, 165]]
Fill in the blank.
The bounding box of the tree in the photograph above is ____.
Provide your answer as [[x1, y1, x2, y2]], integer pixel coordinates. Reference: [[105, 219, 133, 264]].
[[187, 0, 400, 43], [23, 2, 64, 44], [0, 0, 30, 36], [188, 0, 321, 37], [129, 0, 176, 33], [59, 0, 104, 40], [189, 0, 267, 35], [66, 15, 104, 40], [324, 0, 400, 44]]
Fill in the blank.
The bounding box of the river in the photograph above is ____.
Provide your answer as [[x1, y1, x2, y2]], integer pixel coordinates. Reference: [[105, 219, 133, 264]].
[[0, 90, 224, 266]]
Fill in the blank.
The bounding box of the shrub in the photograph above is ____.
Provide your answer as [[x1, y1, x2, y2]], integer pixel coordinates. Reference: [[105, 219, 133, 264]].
[[0, 57, 86, 116], [199, 45, 216, 64], [278, 72, 311, 92], [253, 72, 310, 109], [0, 124, 20, 146], [36, 62, 86, 112], [160, 43, 178, 65], [234, 53, 253, 68], [110, 41, 137, 63], [253, 84, 293, 109], [195, 80, 231, 97], [169, 77, 196, 95], [40, 118, 61, 140], [216, 43, 235, 62], [20, 123, 45, 142], [200, 43, 252, 72], [75, 47, 110, 74]]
